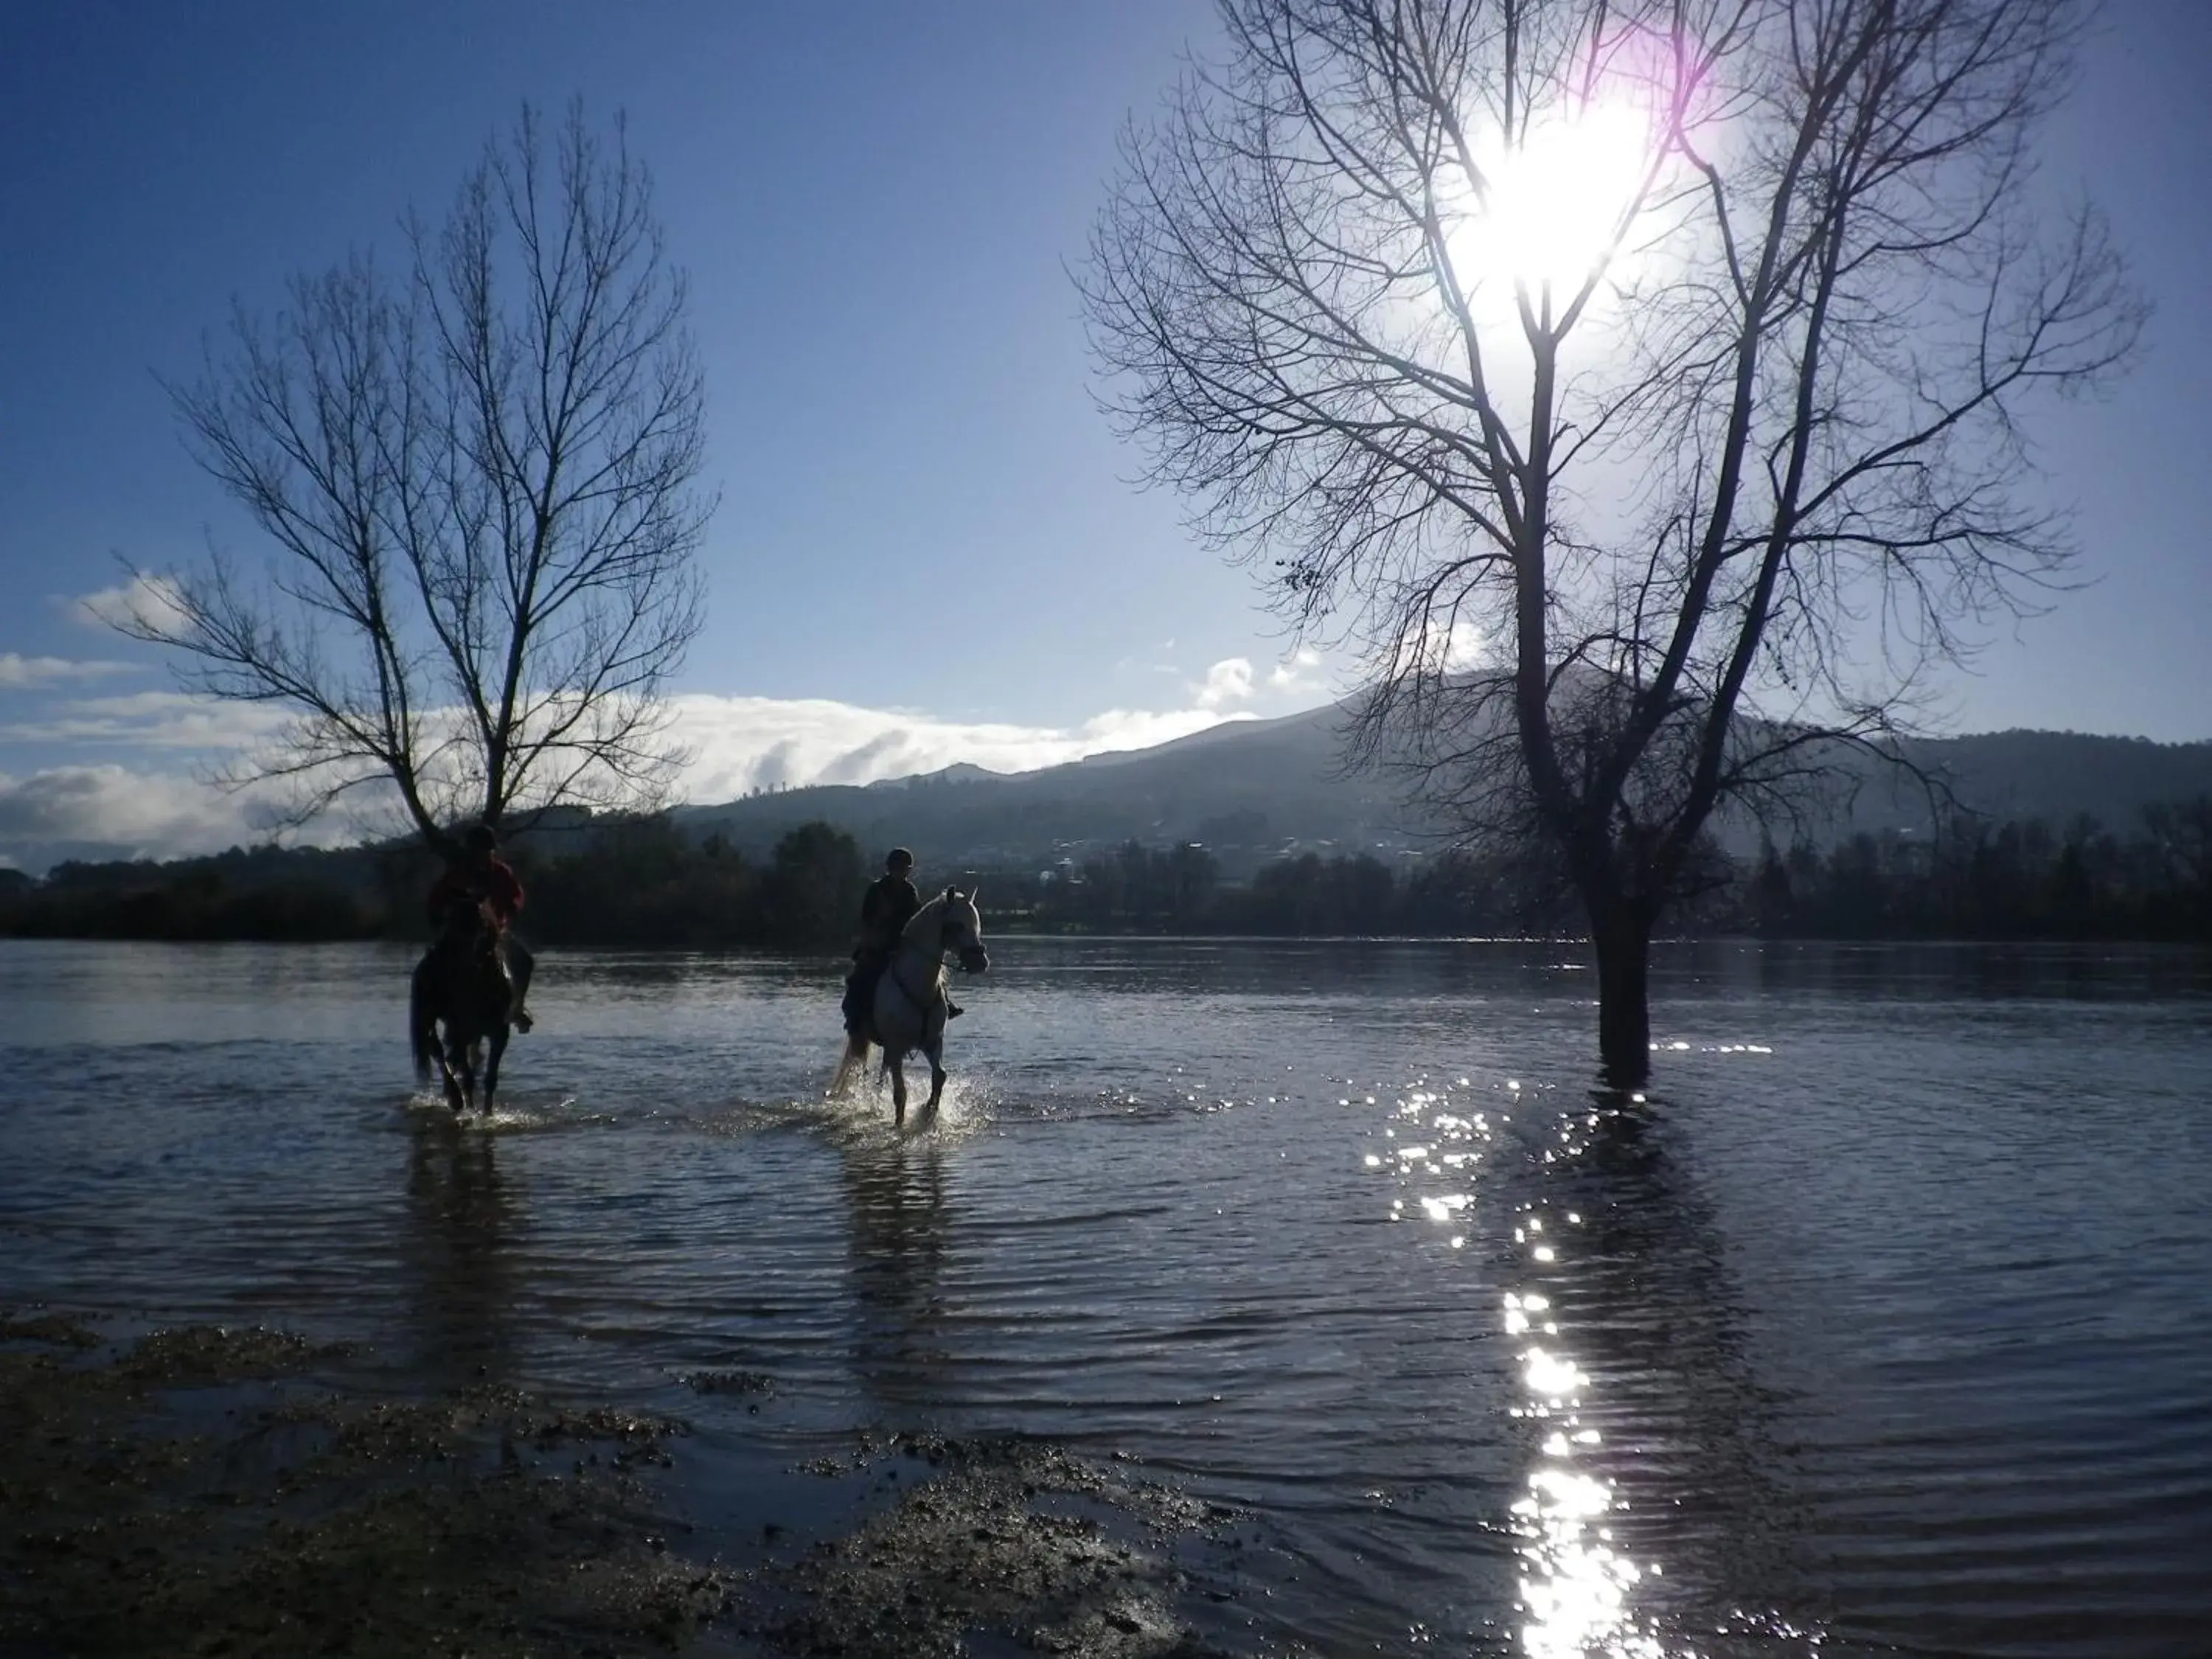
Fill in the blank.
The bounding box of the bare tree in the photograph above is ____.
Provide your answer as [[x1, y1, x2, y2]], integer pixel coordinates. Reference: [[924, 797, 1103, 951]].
[[1085, 0, 2139, 1084], [126, 103, 710, 852]]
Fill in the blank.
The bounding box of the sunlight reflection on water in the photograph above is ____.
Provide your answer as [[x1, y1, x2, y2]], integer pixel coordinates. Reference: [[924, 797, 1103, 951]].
[[1506, 1256, 1664, 1659], [1387, 1071, 1677, 1657]]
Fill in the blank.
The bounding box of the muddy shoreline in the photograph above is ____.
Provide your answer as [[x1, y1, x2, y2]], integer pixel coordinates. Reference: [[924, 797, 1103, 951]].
[[1, 1309, 1253, 1658]]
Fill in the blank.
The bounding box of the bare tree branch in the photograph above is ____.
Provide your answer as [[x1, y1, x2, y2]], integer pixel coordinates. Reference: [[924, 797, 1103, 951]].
[[1084, 0, 2140, 1082], [126, 102, 712, 852]]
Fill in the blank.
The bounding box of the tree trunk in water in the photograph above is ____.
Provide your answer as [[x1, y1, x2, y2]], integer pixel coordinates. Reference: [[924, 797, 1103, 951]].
[[1589, 902, 1653, 1089]]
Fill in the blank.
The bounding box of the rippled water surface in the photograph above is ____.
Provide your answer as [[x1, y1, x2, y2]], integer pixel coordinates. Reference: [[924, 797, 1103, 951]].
[[4, 936, 2209, 1657]]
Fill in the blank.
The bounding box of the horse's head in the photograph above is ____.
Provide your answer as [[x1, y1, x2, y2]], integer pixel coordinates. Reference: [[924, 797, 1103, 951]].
[[939, 885, 989, 975]]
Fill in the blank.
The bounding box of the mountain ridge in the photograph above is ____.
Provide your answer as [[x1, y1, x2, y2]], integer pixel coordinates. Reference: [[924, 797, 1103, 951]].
[[676, 703, 2212, 875]]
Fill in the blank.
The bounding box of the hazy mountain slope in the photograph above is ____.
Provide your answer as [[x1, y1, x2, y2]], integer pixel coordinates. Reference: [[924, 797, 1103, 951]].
[[677, 703, 1415, 872], [679, 706, 2212, 869], [1882, 731, 2212, 829]]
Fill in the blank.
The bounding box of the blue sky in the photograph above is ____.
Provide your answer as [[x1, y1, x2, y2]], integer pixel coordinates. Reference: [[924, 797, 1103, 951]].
[[1, 1, 2207, 866]]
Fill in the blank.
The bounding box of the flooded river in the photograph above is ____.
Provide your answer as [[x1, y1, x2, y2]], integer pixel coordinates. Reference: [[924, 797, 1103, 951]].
[[2, 936, 2208, 1657]]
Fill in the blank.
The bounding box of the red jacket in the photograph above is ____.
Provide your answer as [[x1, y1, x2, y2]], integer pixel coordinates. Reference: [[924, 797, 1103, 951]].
[[428, 856, 526, 929]]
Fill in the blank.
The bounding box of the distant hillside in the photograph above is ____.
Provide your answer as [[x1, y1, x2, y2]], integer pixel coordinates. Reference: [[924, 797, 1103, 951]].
[[677, 703, 1411, 875], [1862, 730, 2212, 830], [678, 706, 2212, 870]]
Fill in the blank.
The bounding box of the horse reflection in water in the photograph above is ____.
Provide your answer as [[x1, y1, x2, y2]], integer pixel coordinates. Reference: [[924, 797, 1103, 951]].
[[410, 900, 514, 1115], [830, 887, 990, 1124], [403, 1114, 520, 1387], [838, 1131, 953, 1411]]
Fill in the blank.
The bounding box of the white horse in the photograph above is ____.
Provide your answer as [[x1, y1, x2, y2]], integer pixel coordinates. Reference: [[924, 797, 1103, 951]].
[[830, 887, 990, 1124]]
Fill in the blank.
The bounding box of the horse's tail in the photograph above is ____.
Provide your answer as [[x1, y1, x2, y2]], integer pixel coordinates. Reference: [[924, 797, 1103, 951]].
[[409, 959, 434, 1083], [827, 1031, 866, 1100]]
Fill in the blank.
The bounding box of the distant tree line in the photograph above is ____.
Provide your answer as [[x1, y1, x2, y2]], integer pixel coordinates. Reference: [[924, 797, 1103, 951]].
[[0, 845, 394, 943], [524, 818, 865, 948], [0, 821, 870, 950], [987, 804, 2212, 942], [988, 838, 1578, 937], [1739, 803, 2212, 942], [5, 801, 2209, 947]]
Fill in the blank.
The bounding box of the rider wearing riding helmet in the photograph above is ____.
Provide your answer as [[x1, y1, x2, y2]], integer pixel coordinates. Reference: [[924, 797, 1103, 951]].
[[427, 821, 536, 1032]]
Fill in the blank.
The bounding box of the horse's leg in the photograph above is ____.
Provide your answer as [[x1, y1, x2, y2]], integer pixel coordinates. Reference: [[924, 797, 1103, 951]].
[[458, 1037, 481, 1115], [409, 962, 435, 1086], [484, 1024, 507, 1117], [507, 936, 535, 1032], [438, 1030, 466, 1114], [888, 1050, 908, 1127], [922, 1014, 947, 1114]]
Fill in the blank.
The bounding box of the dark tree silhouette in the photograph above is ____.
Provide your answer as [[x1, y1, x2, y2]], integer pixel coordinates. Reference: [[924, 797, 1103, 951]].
[[123, 103, 710, 852], [1085, 0, 2139, 1082], [762, 822, 870, 947]]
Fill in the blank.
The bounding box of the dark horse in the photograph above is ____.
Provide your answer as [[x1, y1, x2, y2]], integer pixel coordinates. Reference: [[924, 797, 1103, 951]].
[[410, 900, 514, 1115]]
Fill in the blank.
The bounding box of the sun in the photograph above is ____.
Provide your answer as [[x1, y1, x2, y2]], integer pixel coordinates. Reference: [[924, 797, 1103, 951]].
[[1446, 100, 1657, 316]]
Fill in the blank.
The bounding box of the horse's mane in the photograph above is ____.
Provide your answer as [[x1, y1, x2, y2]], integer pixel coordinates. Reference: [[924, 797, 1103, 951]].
[[899, 886, 971, 943]]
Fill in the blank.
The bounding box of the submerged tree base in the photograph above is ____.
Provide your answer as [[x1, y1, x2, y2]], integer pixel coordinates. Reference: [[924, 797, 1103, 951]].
[[1590, 912, 1655, 1090]]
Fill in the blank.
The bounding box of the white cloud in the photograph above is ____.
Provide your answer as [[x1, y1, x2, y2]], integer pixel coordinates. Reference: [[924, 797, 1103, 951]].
[[1194, 657, 1256, 710], [1437, 619, 1494, 673], [667, 693, 1247, 802], [74, 574, 191, 638], [0, 681, 1342, 868], [0, 765, 262, 866], [1268, 647, 1326, 692], [0, 653, 139, 689], [1190, 648, 1331, 710], [0, 690, 289, 750]]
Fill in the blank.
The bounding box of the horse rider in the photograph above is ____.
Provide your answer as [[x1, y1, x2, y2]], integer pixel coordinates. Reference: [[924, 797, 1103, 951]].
[[842, 846, 959, 1037], [427, 821, 536, 1033]]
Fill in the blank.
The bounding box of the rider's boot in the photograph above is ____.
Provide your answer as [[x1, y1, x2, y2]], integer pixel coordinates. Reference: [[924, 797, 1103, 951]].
[[947, 998, 964, 1020]]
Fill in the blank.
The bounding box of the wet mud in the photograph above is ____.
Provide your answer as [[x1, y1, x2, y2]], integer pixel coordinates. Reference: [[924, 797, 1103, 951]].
[[2, 1310, 1239, 1658], [743, 1433, 1228, 1659]]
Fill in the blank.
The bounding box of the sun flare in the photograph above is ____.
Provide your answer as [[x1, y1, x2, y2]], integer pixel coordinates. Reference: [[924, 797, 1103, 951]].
[[1447, 100, 1656, 310]]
